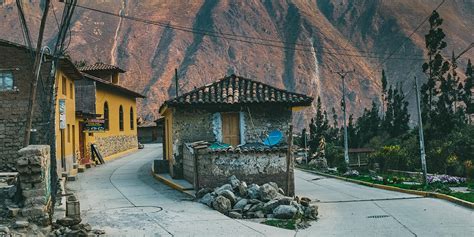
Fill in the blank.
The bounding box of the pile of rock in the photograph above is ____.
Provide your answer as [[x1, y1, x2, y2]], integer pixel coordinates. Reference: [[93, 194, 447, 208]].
[[197, 176, 318, 221], [51, 221, 104, 236]]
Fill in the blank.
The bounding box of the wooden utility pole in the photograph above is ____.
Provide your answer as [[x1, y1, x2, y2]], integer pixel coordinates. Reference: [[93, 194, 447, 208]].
[[414, 77, 428, 187], [286, 124, 294, 196], [175, 68, 179, 97], [23, 0, 50, 146]]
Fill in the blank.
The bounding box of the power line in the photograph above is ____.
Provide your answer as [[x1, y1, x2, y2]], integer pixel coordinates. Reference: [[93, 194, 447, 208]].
[[369, 0, 446, 81], [68, 3, 425, 61]]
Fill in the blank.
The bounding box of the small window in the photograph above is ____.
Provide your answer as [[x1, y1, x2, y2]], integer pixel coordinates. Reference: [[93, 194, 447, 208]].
[[130, 107, 134, 130], [119, 105, 124, 131], [69, 82, 73, 99], [62, 76, 67, 95], [0, 72, 14, 91], [104, 102, 109, 130], [67, 124, 71, 143]]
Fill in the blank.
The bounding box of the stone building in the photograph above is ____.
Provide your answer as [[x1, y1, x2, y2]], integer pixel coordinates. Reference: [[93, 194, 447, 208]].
[[0, 39, 82, 177], [137, 118, 163, 143], [158, 74, 313, 193], [75, 62, 145, 164]]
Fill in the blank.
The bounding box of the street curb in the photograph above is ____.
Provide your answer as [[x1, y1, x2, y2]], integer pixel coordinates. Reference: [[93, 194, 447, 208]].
[[297, 168, 474, 209], [150, 168, 195, 198]]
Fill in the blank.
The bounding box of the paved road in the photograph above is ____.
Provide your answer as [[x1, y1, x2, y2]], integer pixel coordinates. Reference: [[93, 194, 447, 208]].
[[295, 170, 474, 237], [67, 144, 293, 236], [68, 144, 473, 236]]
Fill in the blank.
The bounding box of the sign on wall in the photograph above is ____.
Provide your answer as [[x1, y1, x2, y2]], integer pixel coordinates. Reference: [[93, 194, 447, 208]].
[[59, 99, 66, 129], [83, 119, 106, 132]]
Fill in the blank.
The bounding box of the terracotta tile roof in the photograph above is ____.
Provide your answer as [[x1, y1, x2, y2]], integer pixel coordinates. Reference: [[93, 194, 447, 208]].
[[185, 141, 288, 153], [78, 62, 125, 73], [161, 75, 313, 110]]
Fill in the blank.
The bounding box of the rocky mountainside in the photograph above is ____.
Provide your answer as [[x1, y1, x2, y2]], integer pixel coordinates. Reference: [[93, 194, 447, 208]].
[[1, 0, 473, 127]]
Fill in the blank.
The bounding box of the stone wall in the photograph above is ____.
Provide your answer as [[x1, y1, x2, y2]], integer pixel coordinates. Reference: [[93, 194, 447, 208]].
[[94, 135, 138, 158], [186, 147, 294, 194], [0, 44, 54, 172], [171, 105, 292, 173], [16, 145, 51, 225]]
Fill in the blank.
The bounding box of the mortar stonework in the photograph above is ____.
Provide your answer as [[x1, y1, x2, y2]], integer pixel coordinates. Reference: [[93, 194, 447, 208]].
[[187, 149, 293, 194], [94, 135, 138, 157], [17, 145, 52, 225], [0, 44, 54, 172], [171, 105, 292, 167]]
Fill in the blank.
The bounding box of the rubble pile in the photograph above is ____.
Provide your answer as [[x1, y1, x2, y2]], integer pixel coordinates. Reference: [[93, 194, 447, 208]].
[[197, 176, 318, 222]]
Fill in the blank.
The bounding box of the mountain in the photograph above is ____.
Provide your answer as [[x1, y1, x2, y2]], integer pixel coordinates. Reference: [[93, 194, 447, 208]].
[[1, 0, 473, 128]]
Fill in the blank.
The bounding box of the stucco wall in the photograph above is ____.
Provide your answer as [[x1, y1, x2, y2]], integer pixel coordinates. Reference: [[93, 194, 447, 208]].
[[89, 86, 139, 158]]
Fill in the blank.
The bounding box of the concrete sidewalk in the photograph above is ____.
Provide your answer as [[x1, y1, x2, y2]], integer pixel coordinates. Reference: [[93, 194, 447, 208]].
[[67, 143, 294, 236]]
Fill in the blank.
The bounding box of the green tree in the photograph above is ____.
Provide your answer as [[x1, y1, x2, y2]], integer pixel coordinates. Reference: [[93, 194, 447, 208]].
[[463, 59, 473, 115], [421, 10, 450, 120]]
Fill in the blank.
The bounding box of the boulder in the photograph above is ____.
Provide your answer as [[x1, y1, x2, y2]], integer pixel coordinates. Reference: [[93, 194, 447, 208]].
[[228, 211, 242, 219], [243, 204, 252, 212], [196, 187, 213, 199], [248, 202, 264, 212], [247, 184, 260, 199], [199, 193, 214, 207], [238, 181, 248, 197], [219, 190, 237, 205], [215, 184, 233, 195], [13, 220, 29, 229], [229, 175, 240, 189], [300, 197, 311, 207], [278, 197, 294, 205], [273, 205, 297, 219], [255, 210, 265, 218], [308, 157, 328, 170], [259, 183, 278, 202], [262, 199, 280, 214], [212, 196, 231, 214], [268, 182, 279, 190], [304, 204, 319, 220], [233, 198, 248, 210]]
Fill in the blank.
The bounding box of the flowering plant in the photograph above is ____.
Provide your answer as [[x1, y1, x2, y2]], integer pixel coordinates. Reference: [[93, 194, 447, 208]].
[[427, 174, 466, 184]]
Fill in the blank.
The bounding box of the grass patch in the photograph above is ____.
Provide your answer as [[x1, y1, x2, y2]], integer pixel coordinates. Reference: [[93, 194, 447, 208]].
[[297, 164, 474, 204], [262, 219, 297, 230], [448, 192, 474, 203]]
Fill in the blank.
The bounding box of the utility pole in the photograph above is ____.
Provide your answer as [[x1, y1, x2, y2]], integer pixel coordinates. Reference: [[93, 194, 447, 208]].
[[23, 0, 50, 146], [175, 68, 179, 97], [332, 70, 354, 167], [414, 77, 428, 187]]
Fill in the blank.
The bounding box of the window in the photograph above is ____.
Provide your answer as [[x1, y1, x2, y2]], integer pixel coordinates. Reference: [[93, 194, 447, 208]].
[[130, 107, 134, 130], [221, 112, 240, 146], [0, 72, 14, 91], [69, 82, 73, 99], [119, 105, 124, 131], [67, 124, 71, 143], [104, 102, 109, 130], [62, 76, 67, 95]]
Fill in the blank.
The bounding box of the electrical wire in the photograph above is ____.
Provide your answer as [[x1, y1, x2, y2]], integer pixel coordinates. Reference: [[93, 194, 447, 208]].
[[68, 3, 425, 61]]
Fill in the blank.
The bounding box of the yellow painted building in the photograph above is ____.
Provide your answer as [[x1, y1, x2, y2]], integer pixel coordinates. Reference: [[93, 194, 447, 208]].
[[75, 63, 145, 164], [54, 61, 84, 177]]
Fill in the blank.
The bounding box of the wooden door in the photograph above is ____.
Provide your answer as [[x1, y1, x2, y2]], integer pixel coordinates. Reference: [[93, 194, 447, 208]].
[[222, 113, 240, 147]]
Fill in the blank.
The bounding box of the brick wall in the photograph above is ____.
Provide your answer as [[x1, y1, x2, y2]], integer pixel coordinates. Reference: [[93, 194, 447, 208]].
[[0, 44, 54, 171]]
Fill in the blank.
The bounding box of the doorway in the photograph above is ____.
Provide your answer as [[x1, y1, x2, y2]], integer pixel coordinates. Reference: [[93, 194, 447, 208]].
[[60, 129, 66, 171]]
